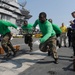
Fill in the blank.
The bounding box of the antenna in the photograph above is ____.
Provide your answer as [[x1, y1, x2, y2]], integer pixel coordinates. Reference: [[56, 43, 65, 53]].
[[18, 0, 27, 9]]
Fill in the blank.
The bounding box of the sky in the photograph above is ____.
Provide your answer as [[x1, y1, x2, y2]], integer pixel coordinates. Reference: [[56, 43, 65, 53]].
[[18, 0, 75, 27]]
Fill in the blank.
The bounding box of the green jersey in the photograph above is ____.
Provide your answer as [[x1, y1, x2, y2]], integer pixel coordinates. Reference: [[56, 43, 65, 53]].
[[0, 20, 18, 35], [21, 24, 33, 34], [52, 23, 62, 35], [33, 19, 56, 43]]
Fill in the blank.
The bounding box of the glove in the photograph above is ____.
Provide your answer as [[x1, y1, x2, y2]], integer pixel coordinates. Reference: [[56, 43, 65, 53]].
[[17, 27, 20, 31], [32, 27, 35, 32], [33, 40, 40, 45], [10, 36, 13, 40]]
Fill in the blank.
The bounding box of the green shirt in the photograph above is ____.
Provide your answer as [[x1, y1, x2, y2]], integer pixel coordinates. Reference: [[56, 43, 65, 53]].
[[21, 24, 33, 33], [21, 24, 33, 30], [52, 23, 62, 35], [33, 19, 56, 43], [0, 20, 18, 35]]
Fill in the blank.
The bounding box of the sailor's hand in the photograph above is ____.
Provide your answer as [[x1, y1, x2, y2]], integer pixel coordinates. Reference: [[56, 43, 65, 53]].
[[17, 27, 20, 31], [69, 20, 74, 24]]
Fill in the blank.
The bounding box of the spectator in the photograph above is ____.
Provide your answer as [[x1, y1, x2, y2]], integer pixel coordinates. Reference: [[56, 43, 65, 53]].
[[60, 23, 67, 47], [69, 11, 75, 57]]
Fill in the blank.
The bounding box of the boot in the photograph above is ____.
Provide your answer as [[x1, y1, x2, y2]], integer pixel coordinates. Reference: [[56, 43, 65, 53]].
[[13, 50, 17, 57], [29, 42, 33, 52], [7, 43, 17, 57], [4, 53, 11, 58], [54, 58, 58, 64], [48, 51, 51, 56], [30, 47, 33, 52]]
